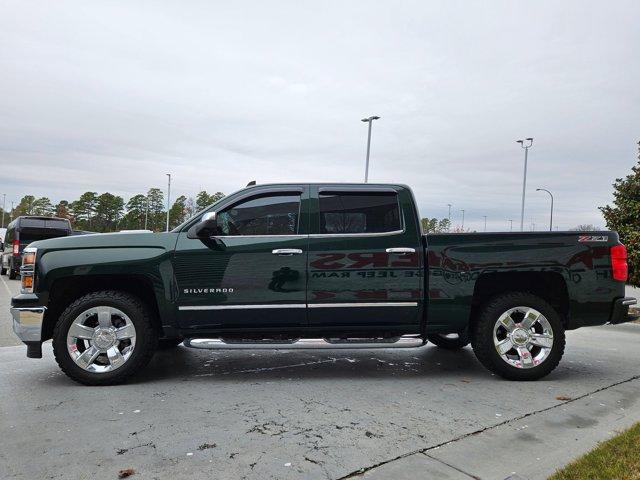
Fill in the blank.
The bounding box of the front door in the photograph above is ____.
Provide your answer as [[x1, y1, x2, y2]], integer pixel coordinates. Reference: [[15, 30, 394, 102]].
[[174, 187, 309, 330], [307, 186, 423, 331]]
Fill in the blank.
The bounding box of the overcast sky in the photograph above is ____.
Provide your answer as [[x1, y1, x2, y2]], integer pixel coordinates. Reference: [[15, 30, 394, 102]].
[[1, 0, 639, 231]]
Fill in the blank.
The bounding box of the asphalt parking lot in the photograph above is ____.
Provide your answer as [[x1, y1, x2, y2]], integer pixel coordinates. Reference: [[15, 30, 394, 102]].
[[1, 275, 640, 480]]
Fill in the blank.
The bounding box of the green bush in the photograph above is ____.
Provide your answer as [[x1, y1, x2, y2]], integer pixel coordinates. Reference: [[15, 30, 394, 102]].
[[600, 147, 640, 287]]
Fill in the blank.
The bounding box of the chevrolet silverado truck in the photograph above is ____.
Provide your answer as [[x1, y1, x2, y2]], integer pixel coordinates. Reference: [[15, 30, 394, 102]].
[[10, 183, 638, 385]]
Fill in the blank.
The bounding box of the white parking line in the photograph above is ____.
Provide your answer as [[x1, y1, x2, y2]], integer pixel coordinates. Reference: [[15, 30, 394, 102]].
[[0, 274, 13, 296]]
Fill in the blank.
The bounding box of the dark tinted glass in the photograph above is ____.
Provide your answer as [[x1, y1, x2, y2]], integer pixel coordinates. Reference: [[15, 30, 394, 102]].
[[20, 232, 68, 245], [20, 218, 71, 230], [217, 194, 300, 236], [319, 192, 401, 234]]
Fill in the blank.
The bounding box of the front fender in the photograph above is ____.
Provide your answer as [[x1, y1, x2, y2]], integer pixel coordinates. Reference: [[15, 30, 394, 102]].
[[37, 247, 178, 329]]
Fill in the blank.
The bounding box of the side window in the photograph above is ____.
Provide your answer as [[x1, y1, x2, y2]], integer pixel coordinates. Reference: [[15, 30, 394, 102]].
[[217, 194, 301, 236], [319, 192, 401, 234]]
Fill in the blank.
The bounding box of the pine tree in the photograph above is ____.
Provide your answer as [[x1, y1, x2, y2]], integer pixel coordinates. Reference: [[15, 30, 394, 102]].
[[55, 200, 72, 222], [14, 195, 36, 216], [122, 194, 148, 230], [94, 193, 125, 232], [169, 195, 188, 229], [31, 197, 54, 216], [71, 192, 98, 229], [146, 188, 164, 231], [600, 141, 640, 287], [195, 191, 225, 211]]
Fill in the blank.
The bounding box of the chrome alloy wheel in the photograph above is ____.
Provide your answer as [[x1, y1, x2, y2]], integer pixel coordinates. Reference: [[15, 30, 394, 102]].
[[66, 306, 137, 373], [492, 306, 554, 369]]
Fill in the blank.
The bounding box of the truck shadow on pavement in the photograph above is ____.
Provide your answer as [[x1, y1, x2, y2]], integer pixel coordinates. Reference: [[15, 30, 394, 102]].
[[121, 344, 589, 385], [27, 342, 609, 387]]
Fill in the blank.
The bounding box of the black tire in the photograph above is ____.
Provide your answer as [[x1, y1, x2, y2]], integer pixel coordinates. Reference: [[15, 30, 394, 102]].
[[0, 266, 6, 275], [53, 290, 158, 386], [157, 337, 184, 349], [427, 332, 470, 350], [8, 268, 17, 279], [471, 292, 565, 381]]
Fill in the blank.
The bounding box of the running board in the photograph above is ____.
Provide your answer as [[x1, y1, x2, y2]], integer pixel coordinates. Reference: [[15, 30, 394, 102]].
[[183, 335, 425, 350]]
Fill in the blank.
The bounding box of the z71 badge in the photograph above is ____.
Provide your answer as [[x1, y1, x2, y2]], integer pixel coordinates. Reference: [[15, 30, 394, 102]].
[[578, 235, 608, 243]]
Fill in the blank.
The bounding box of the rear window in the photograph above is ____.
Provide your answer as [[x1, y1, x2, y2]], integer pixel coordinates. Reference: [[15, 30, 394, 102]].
[[319, 192, 401, 234], [20, 218, 70, 229]]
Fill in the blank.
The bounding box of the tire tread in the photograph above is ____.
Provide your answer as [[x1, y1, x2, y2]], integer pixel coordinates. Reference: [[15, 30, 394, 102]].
[[52, 290, 157, 386], [471, 291, 565, 381]]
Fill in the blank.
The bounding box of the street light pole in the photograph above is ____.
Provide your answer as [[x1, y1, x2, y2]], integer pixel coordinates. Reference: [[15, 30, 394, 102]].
[[509, 219, 513, 232], [461, 209, 465, 230], [447, 204, 452, 231], [361, 116, 380, 183], [166, 173, 171, 232], [483, 215, 487, 232], [516, 138, 534, 232], [536, 188, 554, 231], [1, 193, 5, 228]]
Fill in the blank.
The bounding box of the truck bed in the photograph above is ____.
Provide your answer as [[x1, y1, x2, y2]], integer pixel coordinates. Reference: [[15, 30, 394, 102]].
[[424, 231, 625, 332]]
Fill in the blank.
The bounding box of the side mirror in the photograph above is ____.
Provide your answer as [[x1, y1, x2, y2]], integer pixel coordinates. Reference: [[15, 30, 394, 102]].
[[187, 211, 219, 239]]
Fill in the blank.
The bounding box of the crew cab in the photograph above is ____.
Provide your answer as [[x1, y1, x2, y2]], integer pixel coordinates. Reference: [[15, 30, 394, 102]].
[[10, 184, 638, 385]]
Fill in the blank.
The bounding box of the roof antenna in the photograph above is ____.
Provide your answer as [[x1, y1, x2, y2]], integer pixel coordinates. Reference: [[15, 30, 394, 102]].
[[246, 180, 256, 187]]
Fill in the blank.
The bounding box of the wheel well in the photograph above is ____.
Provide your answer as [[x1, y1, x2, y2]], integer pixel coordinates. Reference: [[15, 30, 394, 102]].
[[470, 271, 569, 327], [42, 275, 162, 340]]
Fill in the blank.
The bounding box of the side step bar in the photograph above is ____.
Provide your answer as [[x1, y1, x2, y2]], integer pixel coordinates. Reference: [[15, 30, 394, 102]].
[[183, 335, 425, 350]]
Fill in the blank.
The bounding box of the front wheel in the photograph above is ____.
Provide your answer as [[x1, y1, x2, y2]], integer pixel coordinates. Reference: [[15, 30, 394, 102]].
[[471, 292, 565, 381], [8, 268, 17, 279], [53, 291, 158, 386]]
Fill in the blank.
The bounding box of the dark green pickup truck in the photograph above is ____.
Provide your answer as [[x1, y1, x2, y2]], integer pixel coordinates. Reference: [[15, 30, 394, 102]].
[[10, 183, 638, 385]]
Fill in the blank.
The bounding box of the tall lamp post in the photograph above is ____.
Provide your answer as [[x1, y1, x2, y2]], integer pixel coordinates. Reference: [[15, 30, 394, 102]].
[[166, 173, 172, 232], [508, 219, 513, 232], [482, 215, 487, 232], [447, 204, 452, 231], [516, 137, 534, 231], [361, 116, 380, 183], [536, 188, 554, 231], [461, 209, 465, 230], [1, 193, 5, 228]]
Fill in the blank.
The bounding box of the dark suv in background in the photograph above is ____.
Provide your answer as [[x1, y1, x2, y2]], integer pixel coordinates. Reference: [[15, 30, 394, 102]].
[[1, 216, 72, 279]]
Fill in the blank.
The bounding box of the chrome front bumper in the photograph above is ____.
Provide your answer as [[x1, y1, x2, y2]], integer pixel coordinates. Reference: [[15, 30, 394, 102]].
[[11, 307, 46, 342]]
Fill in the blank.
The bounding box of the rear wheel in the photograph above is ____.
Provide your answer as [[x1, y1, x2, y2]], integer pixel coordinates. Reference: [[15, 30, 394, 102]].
[[0, 266, 6, 275], [471, 292, 565, 381], [53, 291, 158, 386], [427, 332, 469, 350], [8, 268, 17, 279]]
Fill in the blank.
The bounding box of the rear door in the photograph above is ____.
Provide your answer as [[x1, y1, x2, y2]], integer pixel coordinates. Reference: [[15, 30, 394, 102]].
[[174, 186, 310, 330], [307, 185, 423, 330]]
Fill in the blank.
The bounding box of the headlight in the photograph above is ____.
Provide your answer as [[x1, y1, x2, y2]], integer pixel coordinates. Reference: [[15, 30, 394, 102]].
[[21, 247, 37, 294]]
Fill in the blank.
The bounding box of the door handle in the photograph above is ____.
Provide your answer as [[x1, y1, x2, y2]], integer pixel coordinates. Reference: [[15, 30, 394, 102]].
[[272, 248, 303, 256], [386, 247, 416, 254]]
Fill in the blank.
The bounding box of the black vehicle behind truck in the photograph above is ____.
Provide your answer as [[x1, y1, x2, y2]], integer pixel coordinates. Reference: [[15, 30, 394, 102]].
[[1, 216, 72, 279], [9, 184, 638, 385]]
